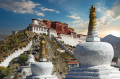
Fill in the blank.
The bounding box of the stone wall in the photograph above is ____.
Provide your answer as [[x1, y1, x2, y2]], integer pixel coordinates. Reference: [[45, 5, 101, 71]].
[[0, 41, 32, 67], [51, 35, 74, 58]]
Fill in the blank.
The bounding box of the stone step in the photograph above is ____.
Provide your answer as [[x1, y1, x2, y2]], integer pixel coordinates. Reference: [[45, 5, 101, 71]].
[[65, 74, 100, 79], [68, 71, 100, 76], [69, 67, 119, 74], [65, 74, 120, 79], [68, 69, 120, 75], [64, 78, 100, 79], [65, 71, 120, 79], [68, 70, 120, 76], [70, 67, 119, 71], [109, 74, 120, 78]]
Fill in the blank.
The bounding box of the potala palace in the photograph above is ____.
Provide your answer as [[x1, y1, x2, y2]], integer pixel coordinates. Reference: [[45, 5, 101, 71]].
[[13, 18, 86, 47]]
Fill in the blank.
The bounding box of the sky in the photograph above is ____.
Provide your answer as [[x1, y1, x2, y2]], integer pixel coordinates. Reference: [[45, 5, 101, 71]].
[[0, 0, 120, 37]]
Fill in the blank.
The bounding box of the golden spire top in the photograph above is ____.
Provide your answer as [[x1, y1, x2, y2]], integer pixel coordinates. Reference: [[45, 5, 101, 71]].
[[90, 5, 96, 13]]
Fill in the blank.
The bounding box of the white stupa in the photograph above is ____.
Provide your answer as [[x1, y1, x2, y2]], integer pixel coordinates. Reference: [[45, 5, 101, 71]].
[[64, 5, 120, 79], [26, 49, 35, 66], [27, 36, 58, 79], [21, 49, 35, 77], [26, 54, 35, 66]]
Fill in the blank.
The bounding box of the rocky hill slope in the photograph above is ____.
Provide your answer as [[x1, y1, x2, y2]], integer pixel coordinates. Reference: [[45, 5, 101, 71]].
[[101, 34, 120, 58]]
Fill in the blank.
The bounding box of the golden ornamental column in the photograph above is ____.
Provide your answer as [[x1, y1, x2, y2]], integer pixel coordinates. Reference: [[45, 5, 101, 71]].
[[39, 36, 47, 62], [86, 5, 100, 42]]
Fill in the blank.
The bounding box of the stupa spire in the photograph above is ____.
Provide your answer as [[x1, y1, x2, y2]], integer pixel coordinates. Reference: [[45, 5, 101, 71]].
[[39, 36, 47, 62], [88, 5, 96, 31], [86, 4, 100, 42]]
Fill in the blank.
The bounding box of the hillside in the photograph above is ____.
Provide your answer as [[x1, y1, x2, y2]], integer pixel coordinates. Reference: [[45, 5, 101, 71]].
[[0, 30, 75, 79], [0, 30, 34, 63]]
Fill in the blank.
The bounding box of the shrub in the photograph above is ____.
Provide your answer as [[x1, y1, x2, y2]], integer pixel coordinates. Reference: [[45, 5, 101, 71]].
[[18, 54, 28, 66], [0, 66, 12, 79]]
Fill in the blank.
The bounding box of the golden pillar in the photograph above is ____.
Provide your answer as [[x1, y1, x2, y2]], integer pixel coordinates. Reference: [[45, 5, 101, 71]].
[[39, 36, 47, 61]]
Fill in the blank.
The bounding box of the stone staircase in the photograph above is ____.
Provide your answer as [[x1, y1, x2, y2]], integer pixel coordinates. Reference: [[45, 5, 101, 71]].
[[64, 66, 120, 79]]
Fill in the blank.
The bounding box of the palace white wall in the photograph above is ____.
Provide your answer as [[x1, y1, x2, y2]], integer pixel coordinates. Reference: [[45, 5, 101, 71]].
[[32, 19, 39, 25], [58, 34, 85, 46], [0, 41, 32, 67], [49, 29, 57, 37], [32, 26, 48, 35]]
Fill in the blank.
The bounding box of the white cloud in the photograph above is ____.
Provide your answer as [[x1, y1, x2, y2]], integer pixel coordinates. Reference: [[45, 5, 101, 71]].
[[37, 18, 43, 20], [73, 21, 89, 35], [67, 15, 81, 20], [67, 14, 88, 34], [49, 0, 66, 4], [97, 1, 120, 25], [96, 2, 107, 13], [0, 0, 44, 16], [34, 11, 44, 16], [106, 1, 120, 20], [40, 7, 60, 13], [72, 20, 81, 23]]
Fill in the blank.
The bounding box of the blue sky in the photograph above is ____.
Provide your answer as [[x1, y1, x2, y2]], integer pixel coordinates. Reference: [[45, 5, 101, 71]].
[[0, 0, 120, 37]]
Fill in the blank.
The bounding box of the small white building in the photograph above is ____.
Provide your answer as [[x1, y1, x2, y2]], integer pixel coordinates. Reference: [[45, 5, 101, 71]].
[[27, 19, 48, 35]]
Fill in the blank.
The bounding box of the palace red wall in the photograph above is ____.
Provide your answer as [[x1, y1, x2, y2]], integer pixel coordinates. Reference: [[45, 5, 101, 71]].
[[43, 20, 69, 35]]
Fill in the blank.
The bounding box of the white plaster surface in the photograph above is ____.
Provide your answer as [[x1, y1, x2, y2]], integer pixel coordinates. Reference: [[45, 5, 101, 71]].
[[22, 67, 32, 76], [0, 41, 32, 67], [65, 65, 120, 79], [32, 27, 48, 35], [49, 29, 57, 37], [74, 42, 114, 66], [26, 54, 35, 66], [58, 34, 86, 46], [86, 37, 100, 42], [31, 62, 53, 76], [65, 41, 120, 79], [32, 19, 39, 25], [27, 62, 58, 79]]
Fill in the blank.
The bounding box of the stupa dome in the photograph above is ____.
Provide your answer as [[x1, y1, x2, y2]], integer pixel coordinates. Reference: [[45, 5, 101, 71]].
[[28, 54, 34, 58], [26, 54, 35, 65], [31, 62, 53, 76], [75, 42, 114, 66]]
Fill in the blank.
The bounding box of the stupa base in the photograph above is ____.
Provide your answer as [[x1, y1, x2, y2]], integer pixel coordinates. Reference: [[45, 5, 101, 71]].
[[86, 37, 100, 42], [64, 65, 120, 79], [26, 75, 58, 79]]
